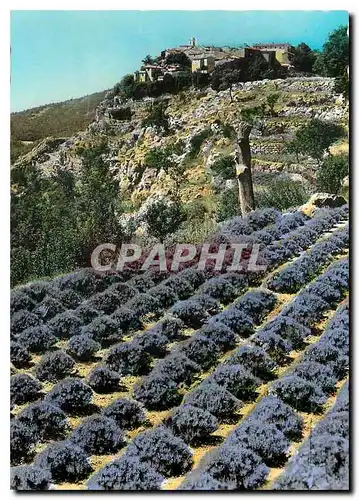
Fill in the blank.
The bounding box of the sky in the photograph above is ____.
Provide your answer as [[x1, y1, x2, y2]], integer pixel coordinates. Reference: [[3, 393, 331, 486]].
[[10, 10, 349, 112]]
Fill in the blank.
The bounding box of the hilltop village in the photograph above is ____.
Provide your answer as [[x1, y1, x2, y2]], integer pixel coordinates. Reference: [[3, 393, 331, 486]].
[[133, 38, 293, 84]]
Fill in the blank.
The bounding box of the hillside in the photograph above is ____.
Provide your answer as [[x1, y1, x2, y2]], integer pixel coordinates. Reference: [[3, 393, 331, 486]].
[[10, 76, 349, 288], [10, 90, 108, 162]]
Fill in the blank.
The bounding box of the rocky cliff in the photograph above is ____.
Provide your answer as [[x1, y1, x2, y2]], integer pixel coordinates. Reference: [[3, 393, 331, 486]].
[[12, 76, 348, 219]]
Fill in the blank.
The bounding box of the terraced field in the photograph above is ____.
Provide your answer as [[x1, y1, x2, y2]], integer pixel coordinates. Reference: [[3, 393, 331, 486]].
[[10, 205, 350, 491]]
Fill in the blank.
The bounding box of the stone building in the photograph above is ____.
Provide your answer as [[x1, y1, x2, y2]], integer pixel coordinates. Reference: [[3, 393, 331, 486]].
[[251, 43, 294, 66]]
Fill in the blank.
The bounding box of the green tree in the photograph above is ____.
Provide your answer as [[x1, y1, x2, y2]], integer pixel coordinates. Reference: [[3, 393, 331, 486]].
[[266, 93, 280, 116], [142, 54, 155, 66], [165, 51, 191, 69], [315, 26, 349, 77], [292, 43, 316, 73], [143, 197, 186, 242], [316, 154, 348, 194], [77, 142, 122, 259], [334, 69, 349, 100], [145, 144, 186, 194], [141, 102, 169, 132], [118, 74, 136, 99], [217, 187, 241, 221], [287, 119, 345, 165], [211, 155, 236, 180]]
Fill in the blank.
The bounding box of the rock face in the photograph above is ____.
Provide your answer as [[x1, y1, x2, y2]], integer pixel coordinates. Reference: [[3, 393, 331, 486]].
[[106, 106, 133, 121], [300, 193, 347, 216], [12, 76, 348, 220]]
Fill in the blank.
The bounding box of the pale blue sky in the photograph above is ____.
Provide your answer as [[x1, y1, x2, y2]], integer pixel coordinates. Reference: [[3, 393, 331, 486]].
[[10, 10, 348, 111]]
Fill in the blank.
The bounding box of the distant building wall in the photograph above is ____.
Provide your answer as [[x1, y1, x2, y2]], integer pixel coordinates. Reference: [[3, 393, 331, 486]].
[[191, 55, 216, 73], [251, 43, 294, 66]]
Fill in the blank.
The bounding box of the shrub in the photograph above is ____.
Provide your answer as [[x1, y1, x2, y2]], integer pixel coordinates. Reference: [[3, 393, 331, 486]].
[[87, 366, 121, 393], [134, 373, 182, 410], [210, 308, 254, 337], [283, 292, 329, 327], [271, 376, 327, 412], [165, 404, 219, 444], [128, 274, 156, 293], [111, 306, 142, 332], [11, 465, 52, 490], [23, 281, 53, 302], [234, 290, 277, 324], [211, 364, 261, 400], [48, 310, 83, 339], [156, 316, 184, 340], [57, 269, 97, 295], [179, 268, 206, 288], [180, 335, 220, 369], [87, 455, 163, 490], [198, 322, 237, 351], [45, 378, 93, 414], [189, 128, 212, 158], [127, 427, 193, 477], [205, 445, 269, 489], [303, 342, 348, 378], [70, 415, 125, 454], [253, 329, 292, 364], [154, 352, 200, 384], [11, 310, 42, 338], [34, 441, 92, 483], [103, 398, 146, 429], [324, 327, 349, 355], [268, 265, 308, 293], [313, 412, 349, 439], [291, 361, 337, 394], [106, 342, 152, 375], [133, 330, 168, 357], [184, 382, 242, 419], [199, 276, 237, 304], [108, 282, 138, 302], [67, 334, 101, 361], [10, 341, 31, 368], [226, 345, 276, 380], [82, 315, 122, 347], [17, 402, 68, 442], [246, 208, 281, 230], [11, 374, 42, 405], [259, 315, 311, 350], [17, 325, 56, 353], [163, 276, 194, 299], [331, 381, 349, 414], [87, 290, 121, 315], [35, 351, 75, 382], [225, 421, 290, 466], [211, 154, 236, 180], [180, 472, 230, 490], [317, 154, 348, 194], [10, 290, 35, 314], [10, 419, 37, 465], [256, 178, 310, 212], [148, 284, 178, 308], [34, 296, 65, 320], [52, 288, 82, 309], [274, 434, 349, 490], [170, 299, 208, 328], [74, 303, 99, 324], [251, 395, 303, 441]]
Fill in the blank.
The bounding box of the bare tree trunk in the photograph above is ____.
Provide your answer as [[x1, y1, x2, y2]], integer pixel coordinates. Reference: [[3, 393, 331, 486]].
[[235, 121, 255, 215]]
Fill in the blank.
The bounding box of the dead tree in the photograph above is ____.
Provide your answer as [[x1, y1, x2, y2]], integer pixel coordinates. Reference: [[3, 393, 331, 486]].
[[235, 120, 255, 215]]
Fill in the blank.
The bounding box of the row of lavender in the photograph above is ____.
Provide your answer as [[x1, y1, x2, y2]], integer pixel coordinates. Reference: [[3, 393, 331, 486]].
[[10, 206, 349, 490]]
